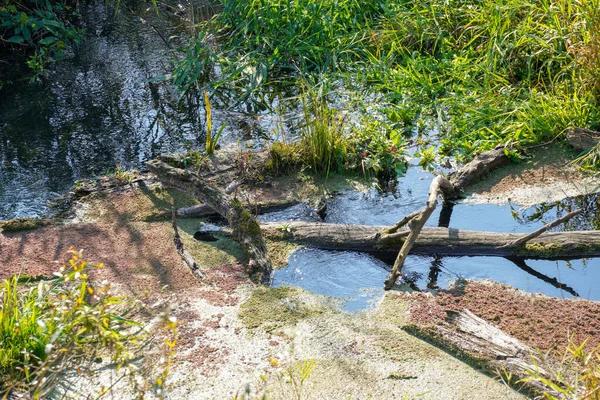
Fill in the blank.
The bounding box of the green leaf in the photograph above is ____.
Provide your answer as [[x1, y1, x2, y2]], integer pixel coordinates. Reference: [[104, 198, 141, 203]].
[[7, 35, 24, 43], [21, 25, 31, 41], [39, 36, 57, 45], [40, 19, 63, 28], [390, 129, 403, 147]]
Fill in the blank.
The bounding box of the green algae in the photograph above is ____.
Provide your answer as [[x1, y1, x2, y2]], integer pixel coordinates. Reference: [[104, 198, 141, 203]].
[[0, 218, 47, 232], [239, 286, 325, 332]]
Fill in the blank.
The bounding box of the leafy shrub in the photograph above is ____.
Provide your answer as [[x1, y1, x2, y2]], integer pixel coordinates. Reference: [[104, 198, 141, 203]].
[[0, 0, 83, 80], [0, 249, 176, 398]]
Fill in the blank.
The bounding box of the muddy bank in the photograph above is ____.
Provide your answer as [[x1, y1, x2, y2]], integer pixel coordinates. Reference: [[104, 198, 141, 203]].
[[0, 184, 527, 399], [465, 145, 600, 206]]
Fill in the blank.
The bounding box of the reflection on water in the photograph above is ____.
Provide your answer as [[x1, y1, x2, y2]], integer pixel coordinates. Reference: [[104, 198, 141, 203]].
[[0, 1, 199, 219], [273, 249, 600, 311], [273, 248, 389, 311], [0, 0, 294, 219], [269, 182, 600, 310]]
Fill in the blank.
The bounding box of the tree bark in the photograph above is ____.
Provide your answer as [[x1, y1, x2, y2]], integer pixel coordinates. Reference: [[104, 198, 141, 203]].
[[448, 146, 511, 196], [175, 200, 301, 219], [405, 309, 560, 397], [258, 222, 600, 258], [146, 159, 273, 284], [566, 127, 600, 151]]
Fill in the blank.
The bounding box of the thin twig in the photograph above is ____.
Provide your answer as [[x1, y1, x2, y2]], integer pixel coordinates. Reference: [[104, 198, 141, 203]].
[[499, 209, 582, 248]]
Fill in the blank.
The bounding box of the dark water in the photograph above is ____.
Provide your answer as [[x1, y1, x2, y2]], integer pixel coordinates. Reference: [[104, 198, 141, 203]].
[[0, 0, 288, 219]]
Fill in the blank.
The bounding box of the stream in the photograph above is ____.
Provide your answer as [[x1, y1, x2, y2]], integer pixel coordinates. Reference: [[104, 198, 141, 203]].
[[1, 1, 599, 311], [266, 167, 600, 310]]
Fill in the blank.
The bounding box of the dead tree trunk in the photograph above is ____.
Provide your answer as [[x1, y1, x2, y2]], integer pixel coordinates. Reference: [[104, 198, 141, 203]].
[[405, 309, 560, 397], [447, 145, 511, 196], [257, 222, 600, 258], [566, 127, 600, 151], [146, 159, 273, 284]]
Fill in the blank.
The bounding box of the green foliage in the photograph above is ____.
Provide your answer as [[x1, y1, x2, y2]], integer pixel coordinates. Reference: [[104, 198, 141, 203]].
[[297, 85, 346, 176], [268, 85, 407, 181], [216, 0, 382, 76], [174, 0, 600, 168], [347, 115, 407, 180], [0, 250, 177, 398], [0, 0, 83, 81], [0, 250, 138, 396], [110, 164, 139, 184], [522, 338, 600, 399]]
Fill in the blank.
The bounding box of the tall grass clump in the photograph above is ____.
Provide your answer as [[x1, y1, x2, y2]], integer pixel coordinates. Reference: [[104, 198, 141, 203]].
[[269, 82, 407, 181], [172, 0, 387, 95], [522, 338, 600, 399], [0, 250, 177, 398], [174, 0, 600, 168], [297, 87, 346, 176]]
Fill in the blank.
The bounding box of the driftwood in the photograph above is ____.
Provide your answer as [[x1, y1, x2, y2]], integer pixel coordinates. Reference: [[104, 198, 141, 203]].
[[146, 159, 273, 284], [384, 176, 454, 290], [258, 222, 600, 258], [172, 209, 205, 280], [566, 127, 600, 151], [447, 146, 511, 195], [381, 146, 511, 288], [406, 309, 558, 397]]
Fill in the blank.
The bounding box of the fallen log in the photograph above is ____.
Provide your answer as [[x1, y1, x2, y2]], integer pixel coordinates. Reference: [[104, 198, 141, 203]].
[[258, 222, 600, 258], [404, 309, 559, 397], [175, 199, 301, 219], [447, 145, 511, 196], [146, 159, 273, 284]]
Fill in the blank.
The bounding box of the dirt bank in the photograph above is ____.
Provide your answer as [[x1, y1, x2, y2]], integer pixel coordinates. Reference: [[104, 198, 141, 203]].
[[465, 144, 600, 206]]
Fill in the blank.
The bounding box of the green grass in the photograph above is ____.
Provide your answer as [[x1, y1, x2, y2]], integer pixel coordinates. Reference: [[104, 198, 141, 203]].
[[521, 338, 600, 399], [172, 0, 600, 169], [267, 81, 407, 181]]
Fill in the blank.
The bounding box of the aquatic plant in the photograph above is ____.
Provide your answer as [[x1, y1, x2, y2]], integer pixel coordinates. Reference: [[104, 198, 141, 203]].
[[521, 338, 600, 399], [111, 163, 139, 184], [268, 82, 407, 180], [204, 89, 226, 155], [173, 0, 600, 168]]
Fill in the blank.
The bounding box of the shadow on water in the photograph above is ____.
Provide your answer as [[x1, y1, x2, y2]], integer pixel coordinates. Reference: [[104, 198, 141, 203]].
[[272, 172, 600, 310]]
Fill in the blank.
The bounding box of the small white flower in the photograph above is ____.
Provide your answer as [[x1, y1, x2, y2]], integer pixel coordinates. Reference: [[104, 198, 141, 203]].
[[45, 343, 53, 354]]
